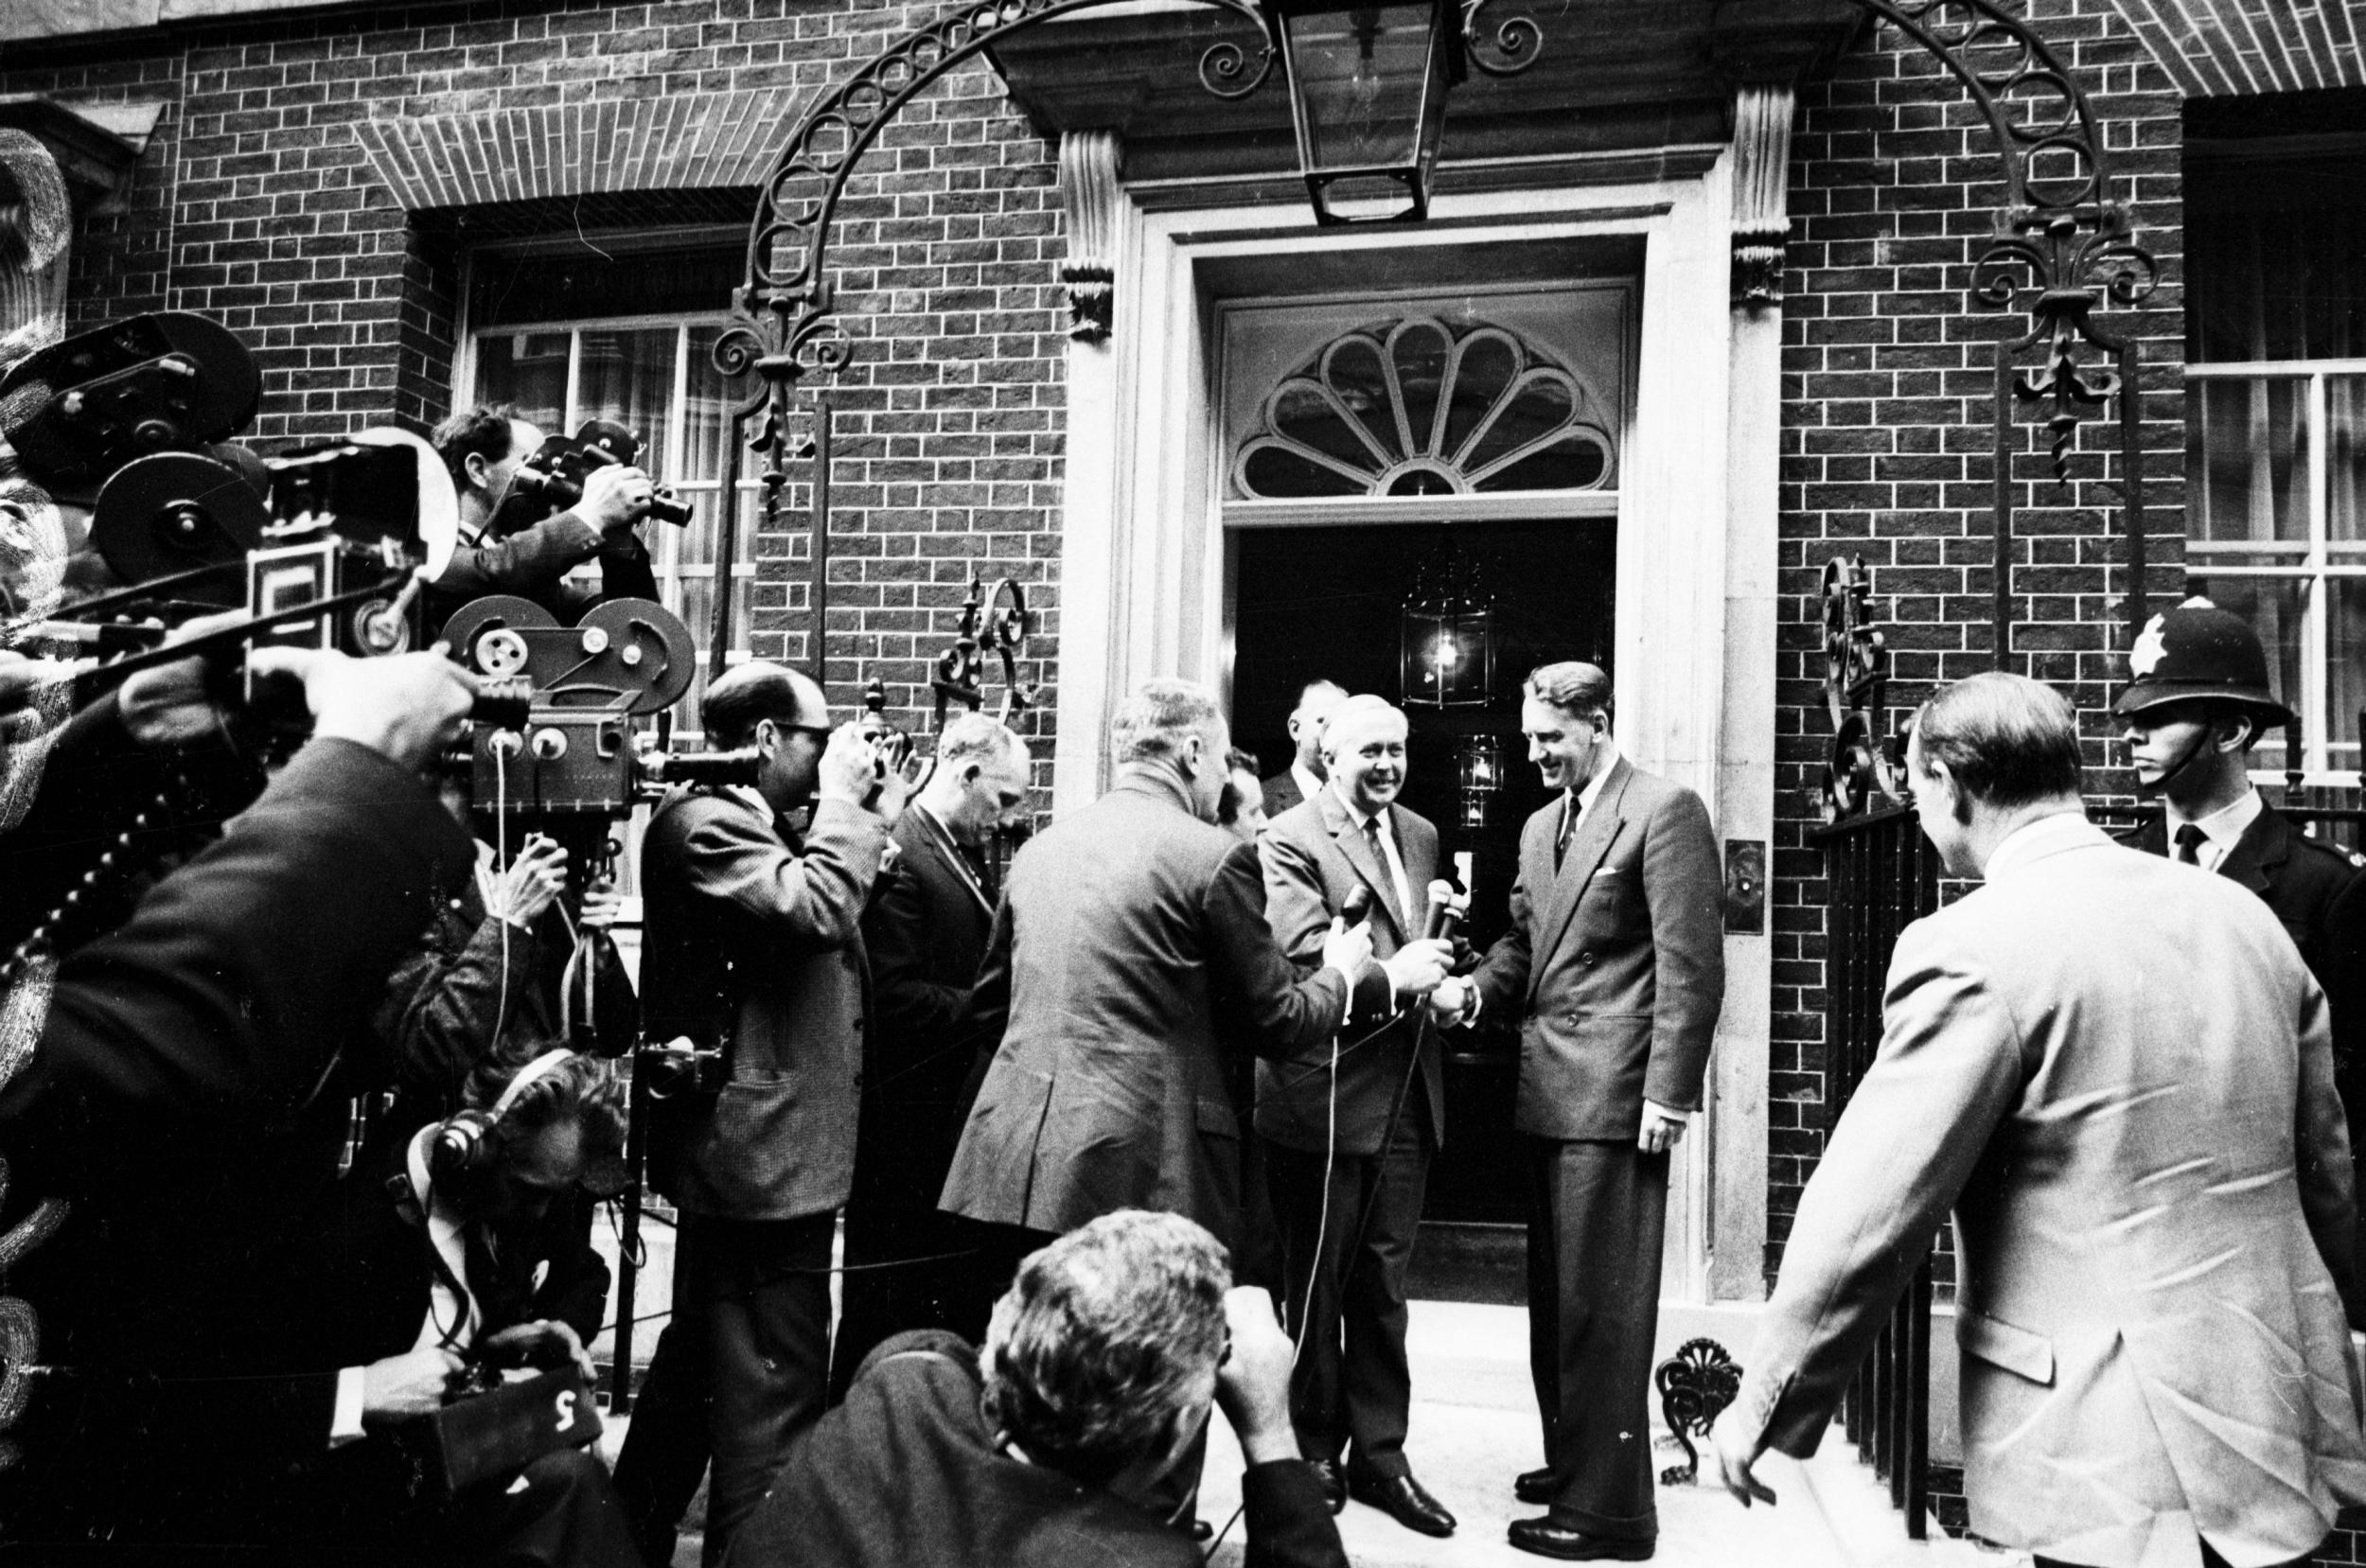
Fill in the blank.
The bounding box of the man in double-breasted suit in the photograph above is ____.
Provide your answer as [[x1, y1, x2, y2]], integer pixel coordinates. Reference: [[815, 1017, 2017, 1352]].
[[1258, 695, 1456, 1536], [1444, 661, 1723, 1562], [832, 712, 1033, 1399], [612, 661, 906, 1568], [941, 677, 1451, 1255], [1717, 672, 2366, 1568]]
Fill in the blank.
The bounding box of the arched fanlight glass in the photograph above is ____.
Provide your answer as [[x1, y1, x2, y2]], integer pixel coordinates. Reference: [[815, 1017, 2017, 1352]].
[[1233, 317, 1615, 500]]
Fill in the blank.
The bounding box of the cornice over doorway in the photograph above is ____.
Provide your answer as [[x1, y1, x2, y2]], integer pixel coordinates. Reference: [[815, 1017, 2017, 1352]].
[[988, 0, 1862, 187]]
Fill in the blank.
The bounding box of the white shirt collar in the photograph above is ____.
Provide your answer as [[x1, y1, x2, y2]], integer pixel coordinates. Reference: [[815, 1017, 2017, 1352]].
[[1564, 742, 1621, 831], [1292, 761, 1324, 805], [1980, 810, 2109, 885], [2165, 784, 2262, 857]]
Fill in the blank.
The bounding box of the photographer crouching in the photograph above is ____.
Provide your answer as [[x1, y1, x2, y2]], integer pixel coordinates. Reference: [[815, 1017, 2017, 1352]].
[[0, 646, 640, 1564]]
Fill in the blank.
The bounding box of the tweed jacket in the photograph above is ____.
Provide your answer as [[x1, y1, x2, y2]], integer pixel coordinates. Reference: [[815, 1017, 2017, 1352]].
[[1256, 787, 1444, 1154], [1739, 817, 2366, 1567], [1467, 756, 1725, 1140], [641, 785, 888, 1222], [939, 766, 1392, 1242]]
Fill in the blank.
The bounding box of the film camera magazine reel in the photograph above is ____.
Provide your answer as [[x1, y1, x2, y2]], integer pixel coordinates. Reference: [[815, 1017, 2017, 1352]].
[[443, 595, 698, 819]]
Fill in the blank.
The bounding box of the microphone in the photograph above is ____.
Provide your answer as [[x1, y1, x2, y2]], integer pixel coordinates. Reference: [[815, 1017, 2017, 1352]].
[[1340, 885, 1375, 927], [1422, 878, 1469, 941]]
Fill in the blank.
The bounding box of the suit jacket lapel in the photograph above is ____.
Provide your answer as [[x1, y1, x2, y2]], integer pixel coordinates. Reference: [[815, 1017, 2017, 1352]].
[[1319, 787, 1406, 940], [2217, 807, 2280, 897], [1532, 758, 1633, 985], [916, 808, 995, 920]]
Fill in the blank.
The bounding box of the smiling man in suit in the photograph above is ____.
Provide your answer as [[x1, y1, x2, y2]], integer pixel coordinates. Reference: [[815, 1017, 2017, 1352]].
[[1438, 661, 1724, 1562], [834, 711, 1033, 1399], [1258, 694, 1457, 1537]]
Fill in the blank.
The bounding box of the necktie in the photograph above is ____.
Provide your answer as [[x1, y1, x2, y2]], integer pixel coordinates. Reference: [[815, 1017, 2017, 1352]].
[[962, 842, 998, 904], [2173, 822, 2207, 866], [1363, 818, 1401, 926], [1555, 794, 1578, 870]]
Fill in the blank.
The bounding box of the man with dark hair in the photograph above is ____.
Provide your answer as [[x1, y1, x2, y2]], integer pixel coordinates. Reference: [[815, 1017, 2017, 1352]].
[[832, 712, 1033, 1398], [612, 659, 907, 1567], [2114, 598, 2365, 1207], [1257, 694, 1454, 1535], [424, 402, 657, 628], [1439, 660, 1724, 1561], [1262, 680, 1347, 819], [1220, 745, 1268, 841], [731, 1209, 1349, 1568], [1717, 671, 2366, 1568]]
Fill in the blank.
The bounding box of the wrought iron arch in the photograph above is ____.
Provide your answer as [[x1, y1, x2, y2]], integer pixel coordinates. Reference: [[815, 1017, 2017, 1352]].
[[703, 0, 2156, 792]]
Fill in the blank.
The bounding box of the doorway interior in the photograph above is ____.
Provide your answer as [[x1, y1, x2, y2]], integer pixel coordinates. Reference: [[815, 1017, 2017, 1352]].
[[1228, 516, 1616, 1273]]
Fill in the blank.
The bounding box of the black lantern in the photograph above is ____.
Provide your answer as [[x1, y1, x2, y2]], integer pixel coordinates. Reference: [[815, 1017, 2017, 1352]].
[[1261, 0, 1464, 225], [1401, 544, 1496, 707]]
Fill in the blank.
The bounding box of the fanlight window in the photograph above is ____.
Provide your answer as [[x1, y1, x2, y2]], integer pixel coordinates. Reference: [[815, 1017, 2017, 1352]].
[[1232, 317, 1616, 500]]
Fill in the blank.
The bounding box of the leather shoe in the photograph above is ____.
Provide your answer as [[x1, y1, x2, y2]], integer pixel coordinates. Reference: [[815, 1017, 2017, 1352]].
[[1514, 1466, 1563, 1506], [1307, 1456, 1348, 1514], [1507, 1517, 1653, 1560], [1349, 1471, 1457, 1537]]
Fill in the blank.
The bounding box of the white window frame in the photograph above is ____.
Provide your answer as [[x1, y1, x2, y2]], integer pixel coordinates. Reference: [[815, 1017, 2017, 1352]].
[[2184, 358, 2366, 783], [455, 310, 761, 677]]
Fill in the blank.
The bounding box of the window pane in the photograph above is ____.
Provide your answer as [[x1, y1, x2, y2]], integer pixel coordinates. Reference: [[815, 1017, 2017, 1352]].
[[683, 326, 759, 489], [2187, 378, 2308, 546], [2187, 572, 2305, 774], [2333, 576, 2366, 768], [2185, 145, 2366, 363], [470, 244, 742, 328], [473, 332, 569, 433], [575, 328, 680, 477], [2331, 377, 2366, 549]]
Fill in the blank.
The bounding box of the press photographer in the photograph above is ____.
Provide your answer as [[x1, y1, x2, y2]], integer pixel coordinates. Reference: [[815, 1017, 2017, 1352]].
[[266, 1046, 640, 1567], [426, 404, 666, 631], [612, 659, 906, 1568], [0, 646, 486, 1554]]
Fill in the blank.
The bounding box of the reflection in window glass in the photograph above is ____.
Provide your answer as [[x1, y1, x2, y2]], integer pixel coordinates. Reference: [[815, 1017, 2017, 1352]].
[[473, 333, 568, 434], [2188, 377, 2308, 545], [2333, 576, 2366, 767]]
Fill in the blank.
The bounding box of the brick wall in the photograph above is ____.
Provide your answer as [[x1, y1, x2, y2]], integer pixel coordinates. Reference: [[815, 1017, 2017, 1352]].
[[0, 0, 1068, 769], [1767, 0, 2189, 1283]]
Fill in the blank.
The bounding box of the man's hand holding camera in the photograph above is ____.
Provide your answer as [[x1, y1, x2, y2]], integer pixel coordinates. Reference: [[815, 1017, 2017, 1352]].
[[577, 463, 655, 537], [361, 1346, 466, 1426], [816, 723, 909, 827], [491, 833, 569, 930]]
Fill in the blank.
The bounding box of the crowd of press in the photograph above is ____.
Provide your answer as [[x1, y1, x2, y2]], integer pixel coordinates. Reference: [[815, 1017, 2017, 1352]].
[[1, 308, 2365, 1568]]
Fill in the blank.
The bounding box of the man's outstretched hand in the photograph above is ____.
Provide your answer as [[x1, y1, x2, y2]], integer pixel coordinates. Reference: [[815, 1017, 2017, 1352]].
[[1710, 1408, 1777, 1508], [248, 645, 477, 772]]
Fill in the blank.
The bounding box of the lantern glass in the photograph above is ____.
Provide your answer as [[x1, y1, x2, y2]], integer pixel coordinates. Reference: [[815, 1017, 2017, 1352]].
[[1267, 0, 1459, 224], [1456, 732, 1504, 826]]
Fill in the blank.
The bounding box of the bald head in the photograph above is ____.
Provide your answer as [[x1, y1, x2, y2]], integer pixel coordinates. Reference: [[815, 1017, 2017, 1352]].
[[700, 661, 829, 749]]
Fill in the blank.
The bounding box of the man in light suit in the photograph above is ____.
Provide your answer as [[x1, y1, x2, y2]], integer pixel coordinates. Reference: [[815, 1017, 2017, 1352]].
[[1440, 661, 1724, 1562], [613, 661, 906, 1568], [1261, 678, 1348, 819], [1715, 672, 2366, 1568], [1258, 694, 1456, 1536], [942, 678, 1453, 1258]]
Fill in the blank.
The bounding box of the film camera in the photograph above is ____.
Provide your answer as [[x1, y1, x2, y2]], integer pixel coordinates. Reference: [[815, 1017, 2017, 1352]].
[[497, 419, 694, 533]]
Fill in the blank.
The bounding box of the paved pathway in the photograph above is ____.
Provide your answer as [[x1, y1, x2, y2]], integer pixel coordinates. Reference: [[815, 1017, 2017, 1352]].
[[602, 1294, 2022, 1567]]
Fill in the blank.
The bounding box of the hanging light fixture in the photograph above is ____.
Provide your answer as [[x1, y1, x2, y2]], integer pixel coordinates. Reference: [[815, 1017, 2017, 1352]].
[[1200, 0, 1541, 227], [1401, 543, 1497, 708], [1455, 732, 1504, 826]]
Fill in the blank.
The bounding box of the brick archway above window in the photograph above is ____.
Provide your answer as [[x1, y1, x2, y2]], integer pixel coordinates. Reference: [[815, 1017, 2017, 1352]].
[[353, 89, 800, 213]]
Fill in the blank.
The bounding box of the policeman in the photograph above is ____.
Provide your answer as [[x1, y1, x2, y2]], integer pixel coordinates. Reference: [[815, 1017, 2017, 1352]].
[[2116, 595, 2366, 1263]]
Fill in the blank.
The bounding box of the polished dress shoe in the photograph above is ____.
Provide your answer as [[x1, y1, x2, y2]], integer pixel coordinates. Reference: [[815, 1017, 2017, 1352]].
[[1507, 1517, 1653, 1560], [1349, 1471, 1457, 1537], [1306, 1456, 1348, 1514], [1514, 1466, 1563, 1506]]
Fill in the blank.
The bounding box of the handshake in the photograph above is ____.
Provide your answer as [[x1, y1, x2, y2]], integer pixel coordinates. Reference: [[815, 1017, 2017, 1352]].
[[1314, 907, 1475, 1026]]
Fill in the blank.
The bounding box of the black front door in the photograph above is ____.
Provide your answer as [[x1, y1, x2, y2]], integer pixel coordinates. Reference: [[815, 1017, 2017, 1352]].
[[1229, 517, 1616, 1226]]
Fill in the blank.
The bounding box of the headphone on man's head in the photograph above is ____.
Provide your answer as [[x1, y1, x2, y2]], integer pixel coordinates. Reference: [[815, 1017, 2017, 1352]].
[[428, 1048, 575, 1185]]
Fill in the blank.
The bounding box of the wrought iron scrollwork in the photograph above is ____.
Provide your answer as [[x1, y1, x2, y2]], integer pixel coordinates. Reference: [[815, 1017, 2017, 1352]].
[[1820, 555, 1908, 825], [933, 575, 1040, 730], [1654, 1337, 1742, 1486], [1461, 0, 1542, 78]]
